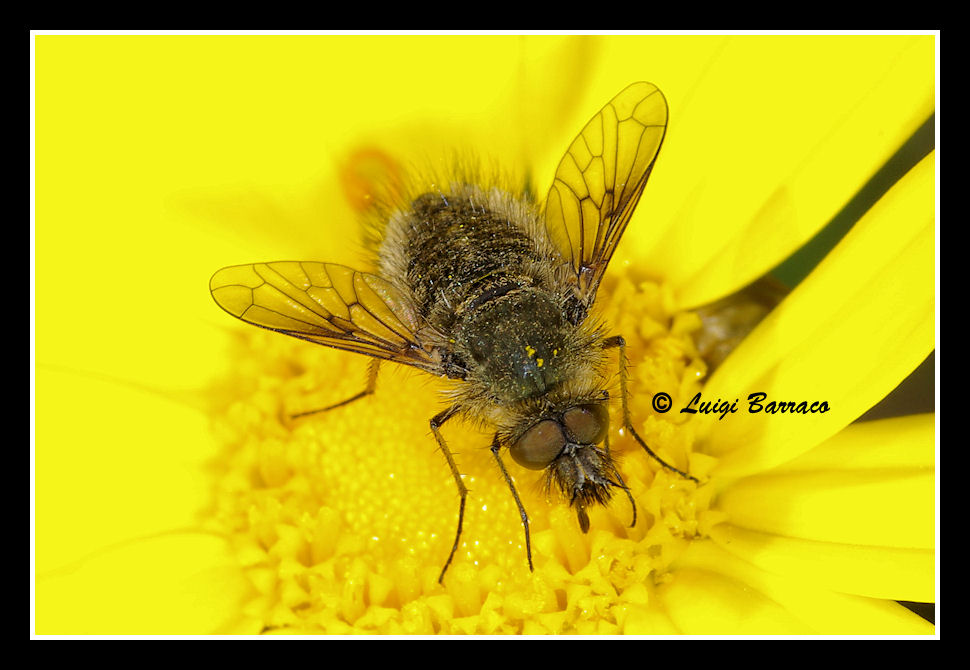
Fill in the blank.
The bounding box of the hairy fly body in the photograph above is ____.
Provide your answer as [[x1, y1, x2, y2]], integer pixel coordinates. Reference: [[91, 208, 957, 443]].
[[210, 82, 696, 583]]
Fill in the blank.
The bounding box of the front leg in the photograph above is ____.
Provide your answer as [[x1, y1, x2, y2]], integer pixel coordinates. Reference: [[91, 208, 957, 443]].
[[602, 335, 699, 483], [430, 405, 469, 584], [601, 389, 638, 528], [490, 435, 534, 573]]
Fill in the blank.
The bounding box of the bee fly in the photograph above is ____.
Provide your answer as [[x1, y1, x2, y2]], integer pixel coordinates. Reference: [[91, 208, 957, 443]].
[[210, 82, 697, 583]]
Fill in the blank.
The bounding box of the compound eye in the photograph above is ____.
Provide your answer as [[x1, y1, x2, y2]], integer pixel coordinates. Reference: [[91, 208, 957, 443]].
[[562, 404, 609, 445], [510, 420, 566, 470]]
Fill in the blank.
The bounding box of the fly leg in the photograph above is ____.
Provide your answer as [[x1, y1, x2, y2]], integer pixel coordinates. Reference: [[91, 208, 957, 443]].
[[290, 359, 381, 419], [430, 405, 469, 584], [601, 389, 638, 528], [490, 435, 534, 573], [603, 335, 699, 483]]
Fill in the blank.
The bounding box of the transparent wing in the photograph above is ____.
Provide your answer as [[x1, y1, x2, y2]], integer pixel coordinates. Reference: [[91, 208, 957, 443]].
[[544, 81, 668, 305], [210, 261, 439, 372]]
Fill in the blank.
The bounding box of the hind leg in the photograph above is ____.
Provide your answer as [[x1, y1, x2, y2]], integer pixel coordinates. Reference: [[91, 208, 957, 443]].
[[291, 359, 381, 419]]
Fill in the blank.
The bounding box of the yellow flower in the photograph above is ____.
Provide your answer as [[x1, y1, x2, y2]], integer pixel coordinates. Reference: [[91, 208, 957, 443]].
[[33, 34, 935, 635]]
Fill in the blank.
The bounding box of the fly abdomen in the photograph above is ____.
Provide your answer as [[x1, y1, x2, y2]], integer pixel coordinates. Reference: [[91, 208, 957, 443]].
[[401, 189, 543, 323], [463, 280, 521, 314]]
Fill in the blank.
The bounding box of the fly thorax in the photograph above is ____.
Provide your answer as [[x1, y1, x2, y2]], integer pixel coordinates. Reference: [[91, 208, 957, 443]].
[[456, 288, 571, 402]]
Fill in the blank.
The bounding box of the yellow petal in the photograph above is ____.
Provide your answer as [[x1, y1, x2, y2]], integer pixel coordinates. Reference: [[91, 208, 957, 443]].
[[769, 413, 936, 473], [709, 524, 934, 602], [663, 540, 934, 634], [35, 533, 255, 634], [715, 414, 934, 548], [636, 35, 934, 307], [34, 367, 260, 634], [707, 415, 935, 602], [703, 153, 935, 478], [714, 470, 934, 546], [660, 565, 814, 634], [35, 368, 222, 571]]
